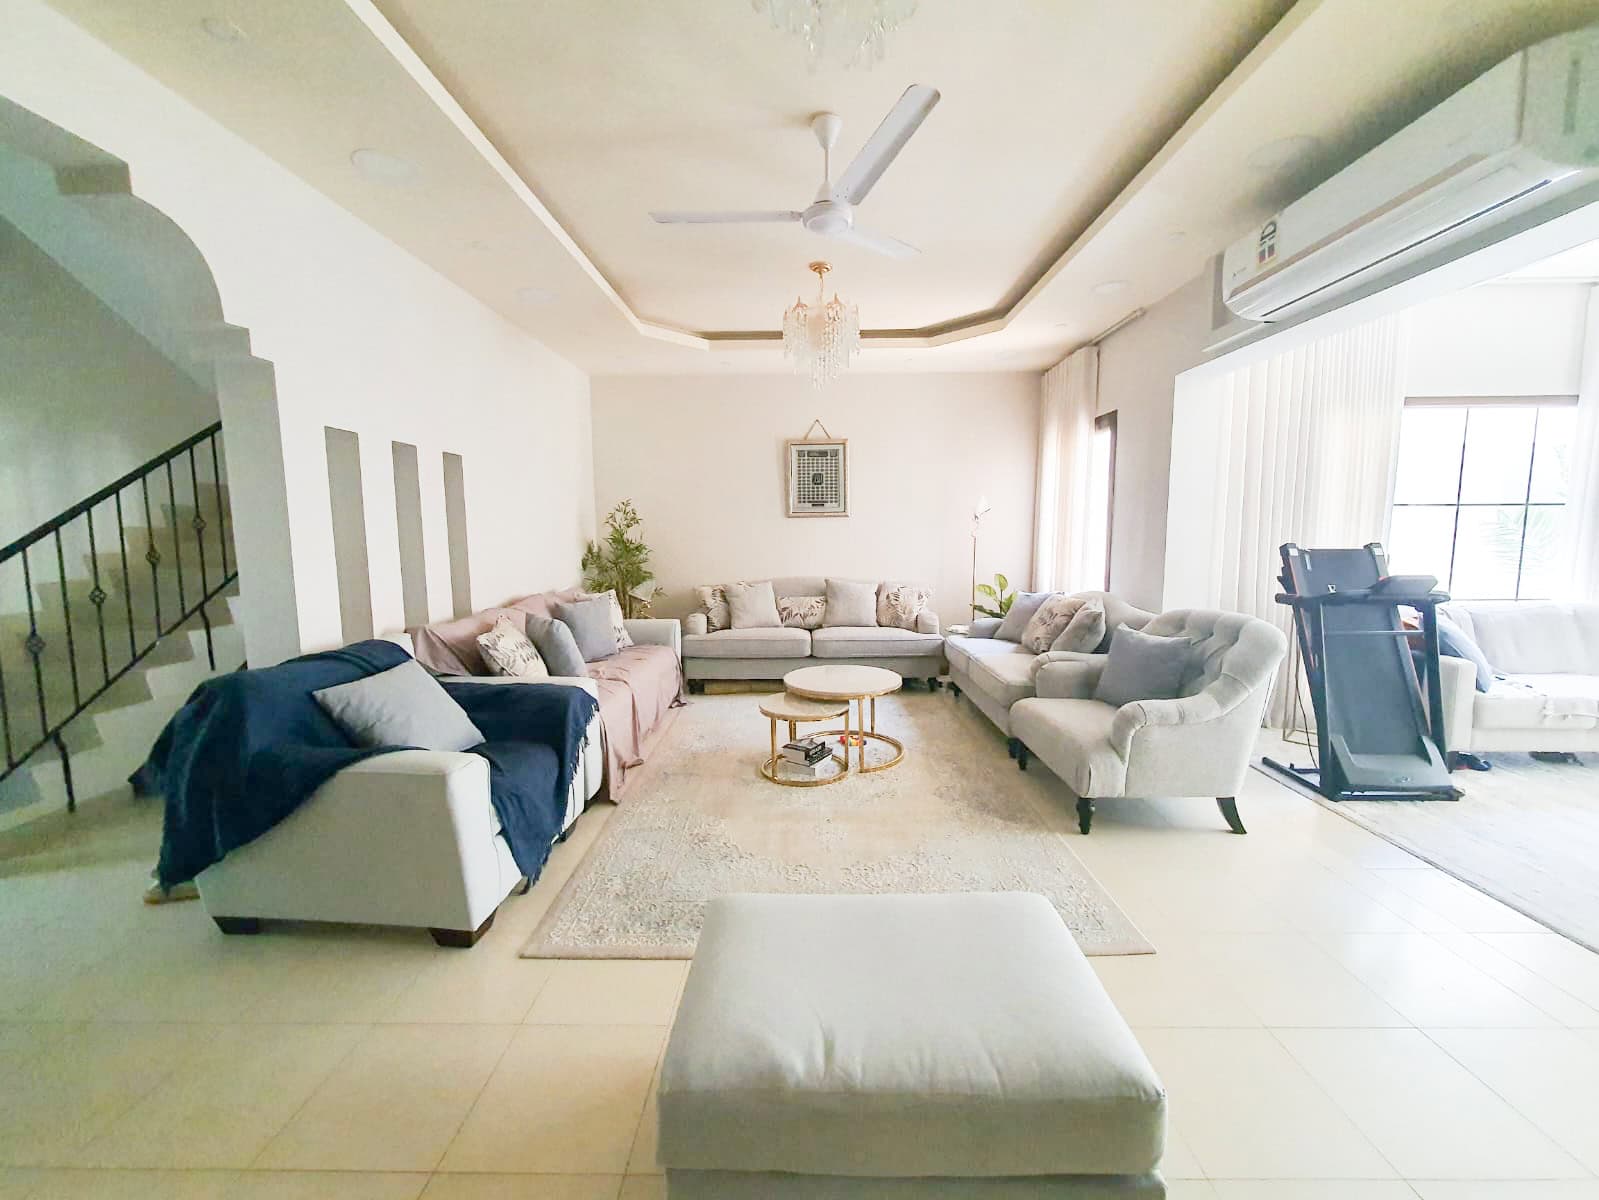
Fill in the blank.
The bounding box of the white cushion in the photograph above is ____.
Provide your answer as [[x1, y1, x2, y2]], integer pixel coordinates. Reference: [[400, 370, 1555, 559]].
[[966, 651, 1038, 709], [1442, 602, 1599, 675], [660, 893, 1166, 1179], [682, 627, 812, 659], [1474, 674, 1599, 730], [945, 635, 1032, 674], [810, 626, 944, 659]]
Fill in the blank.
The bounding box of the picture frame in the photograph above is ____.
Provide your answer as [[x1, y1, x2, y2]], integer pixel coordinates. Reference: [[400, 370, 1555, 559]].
[[786, 438, 849, 517]]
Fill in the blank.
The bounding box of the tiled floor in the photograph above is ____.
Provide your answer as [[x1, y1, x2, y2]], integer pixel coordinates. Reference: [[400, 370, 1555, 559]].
[[4, 713, 1599, 1199]]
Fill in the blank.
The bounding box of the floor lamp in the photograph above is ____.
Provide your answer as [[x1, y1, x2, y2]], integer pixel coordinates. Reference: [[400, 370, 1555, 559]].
[[970, 496, 991, 619]]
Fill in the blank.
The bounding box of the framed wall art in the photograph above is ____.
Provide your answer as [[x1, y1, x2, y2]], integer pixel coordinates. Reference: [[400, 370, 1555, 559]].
[[786, 436, 848, 517]]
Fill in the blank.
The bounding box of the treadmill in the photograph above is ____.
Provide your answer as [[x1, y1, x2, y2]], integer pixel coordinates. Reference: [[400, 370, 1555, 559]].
[[1262, 543, 1461, 802]]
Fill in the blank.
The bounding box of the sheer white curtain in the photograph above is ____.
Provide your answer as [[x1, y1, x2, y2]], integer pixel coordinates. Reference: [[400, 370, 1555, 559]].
[[1193, 315, 1409, 724], [1033, 346, 1099, 592], [1563, 288, 1599, 601]]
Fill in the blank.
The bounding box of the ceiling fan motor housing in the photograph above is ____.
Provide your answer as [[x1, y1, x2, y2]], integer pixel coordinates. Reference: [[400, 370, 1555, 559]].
[[803, 199, 853, 235]]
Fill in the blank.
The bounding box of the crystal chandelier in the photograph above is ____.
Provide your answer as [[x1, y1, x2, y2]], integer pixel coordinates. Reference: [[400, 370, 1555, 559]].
[[783, 261, 860, 389], [751, 0, 918, 70]]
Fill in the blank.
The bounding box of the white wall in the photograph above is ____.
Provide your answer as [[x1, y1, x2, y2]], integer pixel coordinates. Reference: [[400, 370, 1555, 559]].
[[1093, 273, 1215, 611], [0, 0, 594, 662], [590, 373, 1038, 628], [1406, 282, 1593, 397], [0, 216, 217, 545]]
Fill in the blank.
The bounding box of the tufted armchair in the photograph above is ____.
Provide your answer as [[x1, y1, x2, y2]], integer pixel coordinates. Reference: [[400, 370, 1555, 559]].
[[1008, 609, 1287, 834]]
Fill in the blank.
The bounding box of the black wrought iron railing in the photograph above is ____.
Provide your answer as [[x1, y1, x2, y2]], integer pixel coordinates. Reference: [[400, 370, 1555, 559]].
[[0, 422, 236, 813]]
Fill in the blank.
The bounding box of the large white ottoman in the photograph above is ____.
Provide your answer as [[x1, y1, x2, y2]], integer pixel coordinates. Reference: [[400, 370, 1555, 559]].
[[659, 893, 1167, 1198]]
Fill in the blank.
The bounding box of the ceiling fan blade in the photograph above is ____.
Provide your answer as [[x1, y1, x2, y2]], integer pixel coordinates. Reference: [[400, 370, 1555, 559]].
[[831, 226, 919, 258], [833, 84, 940, 206], [650, 210, 801, 224]]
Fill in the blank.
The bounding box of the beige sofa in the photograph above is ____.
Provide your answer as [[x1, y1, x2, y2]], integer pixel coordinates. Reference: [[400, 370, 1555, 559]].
[[945, 590, 1155, 737], [1437, 601, 1599, 757], [682, 577, 945, 687]]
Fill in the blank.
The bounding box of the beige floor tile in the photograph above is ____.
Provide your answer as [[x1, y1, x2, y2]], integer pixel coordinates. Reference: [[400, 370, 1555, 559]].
[[382, 950, 555, 1024], [1186, 934, 1407, 1027], [440, 1024, 663, 1174], [420, 1176, 622, 1199], [1427, 1027, 1599, 1174], [525, 961, 688, 1026], [0, 1022, 84, 1069], [1311, 934, 1561, 1028], [1137, 1028, 1396, 1179], [626, 1052, 663, 1176], [79, 1023, 367, 1167], [1208, 1185, 1420, 1200], [0, 1169, 40, 1200], [222, 1172, 431, 1199], [0, 1168, 234, 1198], [1409, 1186, 1599, 1200], [618, 1178, 667, 1200], [1478, 934, 1599, 1011], [1367, 870, 1547, 935], [1093, 944, 1261, 1027], [0, 1023, 219, 1165], [254, 1024, 515, 1172], [1276, 1028, 1586, 1180], [1428, 932, 1599, 1027], [1162, 1121, 1207, 1179]]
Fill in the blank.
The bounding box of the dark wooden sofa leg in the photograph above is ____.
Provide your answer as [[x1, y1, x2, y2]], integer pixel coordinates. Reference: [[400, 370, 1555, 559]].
[[1076, 797, 1095, 835], [927, 676, 940, 691], [950, 682, 961, 698], [1006, 737, 1021, 759], [213, 916, 261, 936], [1016, 745, 1030, 770], [430, 911, 495, 948], [1217, 796, 1247, 835]]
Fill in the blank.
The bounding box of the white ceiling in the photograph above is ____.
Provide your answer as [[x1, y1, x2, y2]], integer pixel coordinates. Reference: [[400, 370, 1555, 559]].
[[38, 0, 1599, 375], [1502, 238, 1599, 281]]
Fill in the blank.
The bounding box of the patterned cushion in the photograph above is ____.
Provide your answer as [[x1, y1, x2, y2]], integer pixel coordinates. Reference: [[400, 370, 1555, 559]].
[[1022, 595, 1085, 653], [695, 584, 730, 633], [476, 614, 549, 679], [877, 583, 932, 631], [581, 589, 634, 649], [778, 595, 826, 630]]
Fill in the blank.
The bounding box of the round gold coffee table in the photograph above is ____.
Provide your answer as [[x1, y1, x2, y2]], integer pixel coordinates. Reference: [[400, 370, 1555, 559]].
[[758, 693, 850, 787], [783, 664, 905, 774]]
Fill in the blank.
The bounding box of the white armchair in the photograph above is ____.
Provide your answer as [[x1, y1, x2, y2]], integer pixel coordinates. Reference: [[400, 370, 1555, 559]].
[[1008, 610, 1286, 834]]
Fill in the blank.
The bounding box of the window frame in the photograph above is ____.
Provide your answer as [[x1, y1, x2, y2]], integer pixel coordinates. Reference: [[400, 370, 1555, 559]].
[[1391, 394, 1577, 602], [1093, 410, 1118, 591]]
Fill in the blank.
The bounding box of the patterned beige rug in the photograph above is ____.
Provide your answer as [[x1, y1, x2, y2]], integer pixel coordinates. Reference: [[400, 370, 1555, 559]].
[[523, 690, 1153, 959]]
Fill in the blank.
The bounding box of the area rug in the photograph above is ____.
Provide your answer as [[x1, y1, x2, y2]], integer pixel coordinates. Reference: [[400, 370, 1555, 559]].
[[1254, 748, 1599, 952], [524, 691, 1152, 959]]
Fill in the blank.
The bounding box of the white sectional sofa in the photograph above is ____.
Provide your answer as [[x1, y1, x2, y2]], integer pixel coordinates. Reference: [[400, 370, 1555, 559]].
[[945, 590, 1156, 735], [196, 667, 605, 948], [1437, 601, 1599, 757], [681, 576, 945, 686]]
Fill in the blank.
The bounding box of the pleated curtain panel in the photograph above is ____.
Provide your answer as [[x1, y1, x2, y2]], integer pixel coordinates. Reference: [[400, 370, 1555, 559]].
[[1565, 289, 1599, 603], [1033, 345, 1099, 593], [1192, 315, 1409, 727]]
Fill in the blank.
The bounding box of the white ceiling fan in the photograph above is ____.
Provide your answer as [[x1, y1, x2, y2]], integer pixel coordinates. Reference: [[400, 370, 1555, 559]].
[[649, 84, 940, 259]]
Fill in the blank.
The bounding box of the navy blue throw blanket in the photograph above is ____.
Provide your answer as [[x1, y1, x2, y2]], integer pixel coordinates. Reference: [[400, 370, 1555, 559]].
[[135, 639, 598, 890]]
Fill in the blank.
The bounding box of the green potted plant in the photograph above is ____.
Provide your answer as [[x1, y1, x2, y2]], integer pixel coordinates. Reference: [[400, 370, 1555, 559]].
[[582, 499, 660, 618], [973, 573, 1015, 620]]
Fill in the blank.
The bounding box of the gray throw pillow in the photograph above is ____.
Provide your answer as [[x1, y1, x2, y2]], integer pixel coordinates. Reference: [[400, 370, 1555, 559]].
[[554, 597, 619, 663], [996, 591, 1051, 642], [527, 614, 589, 677], [726, 580, 781, 629], [1093, 626, 1193, 709], [823, 578, 878, 628], [313, 659, 484, 751]]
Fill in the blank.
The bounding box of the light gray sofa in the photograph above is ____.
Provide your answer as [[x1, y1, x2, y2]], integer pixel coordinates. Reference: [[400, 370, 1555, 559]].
[[682, 576, 945, 687], [946, 590, 1156, 735], [1010, 608, 1286, 834]]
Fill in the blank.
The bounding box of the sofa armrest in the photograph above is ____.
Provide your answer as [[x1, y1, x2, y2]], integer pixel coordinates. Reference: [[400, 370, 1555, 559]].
[[917, 611, 941, 636], [968, 616, 1003, 639], [683, 612, 708, 637], [625, 617, 681, 660], [1030, 649, 1100, 680], [1035, 659, 1105, 699], [1108, 692, 1228, 759], [1436, 655, 1477, 756]]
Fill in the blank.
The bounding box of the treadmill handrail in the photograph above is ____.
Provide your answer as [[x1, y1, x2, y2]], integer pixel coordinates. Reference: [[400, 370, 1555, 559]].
[[1274, 590, 1450, 608]]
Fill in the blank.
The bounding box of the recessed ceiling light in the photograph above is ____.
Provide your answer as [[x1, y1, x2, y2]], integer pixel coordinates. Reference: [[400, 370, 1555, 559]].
[[200, 16, 246, 42], [1246, 135, 1320, 173], [1092, 280, 1130, 297], [349, 148, 418, 185], [515, 286, 558, 305]]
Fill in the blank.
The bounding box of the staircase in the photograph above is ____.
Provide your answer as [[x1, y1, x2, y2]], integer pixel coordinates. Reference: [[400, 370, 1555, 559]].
[[0, 424, 242, 826]]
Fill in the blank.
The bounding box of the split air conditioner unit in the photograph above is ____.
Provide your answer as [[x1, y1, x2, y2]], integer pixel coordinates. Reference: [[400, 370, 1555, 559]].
[[1222, 24, 1599, 322]]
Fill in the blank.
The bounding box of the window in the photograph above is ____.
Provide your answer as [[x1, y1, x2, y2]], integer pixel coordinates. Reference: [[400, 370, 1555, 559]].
[[1084, 411, 1117, 590], [1388, 399, 1576, 600]]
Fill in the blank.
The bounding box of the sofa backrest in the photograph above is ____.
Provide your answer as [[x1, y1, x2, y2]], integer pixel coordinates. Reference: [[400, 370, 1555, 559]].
[[410, 588, 582, 675], [1439, 601, 1599, 676], [1142, 608, 1288, 701], [694, 578, 934, 607], [1070, 590, 1156, 652]]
